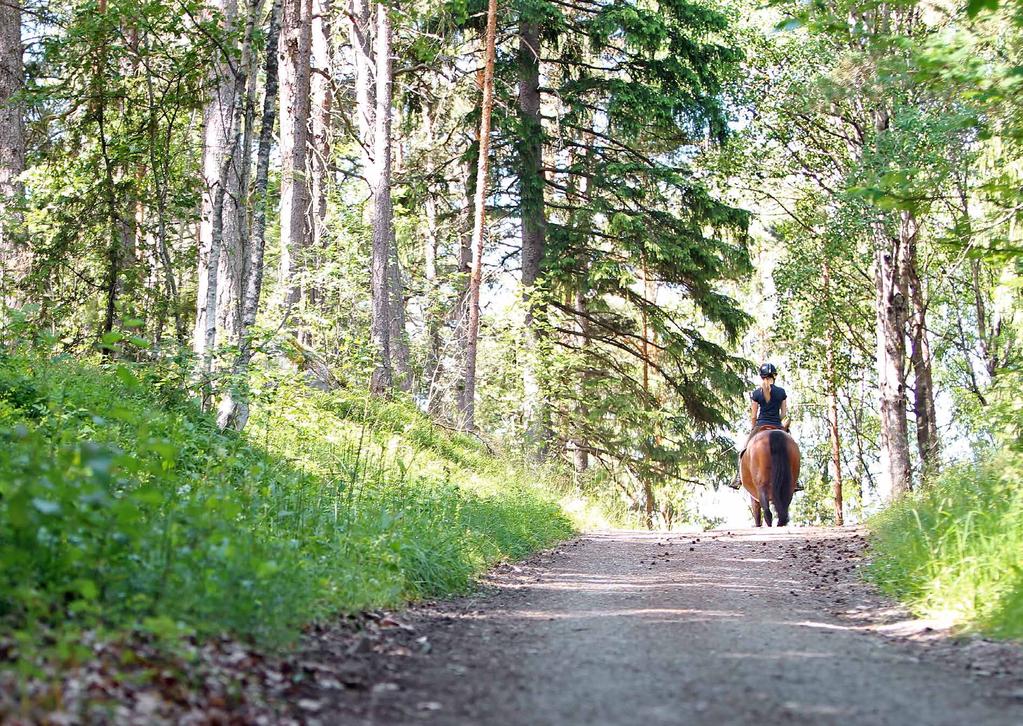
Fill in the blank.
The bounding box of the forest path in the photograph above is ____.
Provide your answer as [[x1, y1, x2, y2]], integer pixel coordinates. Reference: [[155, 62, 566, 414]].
[[344, 528, 1023, 725]]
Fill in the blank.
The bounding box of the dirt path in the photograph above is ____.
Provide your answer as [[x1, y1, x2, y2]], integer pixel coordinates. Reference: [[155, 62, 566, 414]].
[[337, 528, 1023, 726]]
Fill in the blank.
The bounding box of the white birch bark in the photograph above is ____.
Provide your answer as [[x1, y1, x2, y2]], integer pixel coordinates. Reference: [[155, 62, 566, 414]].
[[194, 0, 244, 364], [218, 0, 283, 430], [368, 1, 393, 393]]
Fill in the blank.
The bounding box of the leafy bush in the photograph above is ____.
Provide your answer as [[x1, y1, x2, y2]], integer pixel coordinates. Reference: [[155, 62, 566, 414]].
[[0, 351, 574, 650], [867, 451, 1023, 638]]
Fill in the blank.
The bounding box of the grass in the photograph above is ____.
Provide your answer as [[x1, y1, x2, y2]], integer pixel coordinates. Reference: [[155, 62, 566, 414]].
[[0, 349, 575, 655], [867, 450, 1023, 638]]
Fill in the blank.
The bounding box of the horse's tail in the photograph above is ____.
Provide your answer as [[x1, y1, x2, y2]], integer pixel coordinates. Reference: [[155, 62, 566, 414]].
[[768, 430, 793, 526]]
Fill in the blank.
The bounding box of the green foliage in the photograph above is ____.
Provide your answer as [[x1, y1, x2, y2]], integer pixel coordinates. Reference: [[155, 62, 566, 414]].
[[0, 350, 573, 650], [867, 450, 1023, 638]]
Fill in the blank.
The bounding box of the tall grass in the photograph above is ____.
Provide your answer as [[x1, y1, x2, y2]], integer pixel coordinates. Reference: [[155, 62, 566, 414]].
[[867, 451, 1023, 638], [0, 351, 574, 650]]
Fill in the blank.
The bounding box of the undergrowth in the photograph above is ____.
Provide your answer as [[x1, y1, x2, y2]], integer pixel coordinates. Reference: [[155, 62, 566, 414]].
[[867, 451, 1023, 639], [0, 349, 574, 656]]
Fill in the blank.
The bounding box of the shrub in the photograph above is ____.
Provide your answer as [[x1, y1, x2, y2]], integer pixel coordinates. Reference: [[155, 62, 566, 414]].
[[0, 351, 574, 650], [867, 451, 1023, 638]]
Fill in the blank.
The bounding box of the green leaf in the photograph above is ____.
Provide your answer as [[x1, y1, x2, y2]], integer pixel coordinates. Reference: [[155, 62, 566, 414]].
[[114, 365, 142, 393], [76, 579, 99, 600], [966, 0, 999, 18]]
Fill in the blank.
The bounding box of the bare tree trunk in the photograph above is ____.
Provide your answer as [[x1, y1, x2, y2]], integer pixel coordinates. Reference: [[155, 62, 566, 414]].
[[279, 0, 313, 338], [348, 0, 374, 154], [388, 240, 412, 389], [518, 19, 549, 453], [309, 0, 332, 304], [573, 286, 589, 473], [874, 223, 912, 498], [218, 0, 282, 430], [369, 1, 393, 393], [422, 102, 444, 412], [195, 0, 244, 364], [0, 0, 27, 312], [823, 261, 843, 525], [216, 1, 260, 354], [643, 480, 655, 531], [905, 214, 939, 473], [451, 133, 477, 417], [460, 0, 498, 430]]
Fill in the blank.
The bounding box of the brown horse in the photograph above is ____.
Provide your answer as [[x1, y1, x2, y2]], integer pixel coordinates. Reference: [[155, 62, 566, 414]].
[[740, 429, 800, 527]]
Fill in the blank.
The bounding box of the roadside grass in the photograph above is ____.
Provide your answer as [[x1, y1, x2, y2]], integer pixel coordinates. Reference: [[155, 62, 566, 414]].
[[0, 349, 575, 660], [867, 451, 1023, 638]]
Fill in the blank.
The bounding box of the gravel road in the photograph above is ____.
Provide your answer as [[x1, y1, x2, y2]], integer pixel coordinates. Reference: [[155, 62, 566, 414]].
[[354, 528, 1023, 726]]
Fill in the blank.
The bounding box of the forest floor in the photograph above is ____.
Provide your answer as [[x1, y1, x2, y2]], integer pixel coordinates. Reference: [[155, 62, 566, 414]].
[[10, 527, 1023, 724]]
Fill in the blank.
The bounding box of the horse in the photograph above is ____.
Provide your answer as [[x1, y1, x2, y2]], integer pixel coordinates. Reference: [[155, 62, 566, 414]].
[[739, 428, 801, 527]]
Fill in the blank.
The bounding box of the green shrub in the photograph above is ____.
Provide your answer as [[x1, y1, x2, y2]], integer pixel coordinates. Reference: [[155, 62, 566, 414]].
[[0, 351, 574, 651], [867, 451, 1023, 638]]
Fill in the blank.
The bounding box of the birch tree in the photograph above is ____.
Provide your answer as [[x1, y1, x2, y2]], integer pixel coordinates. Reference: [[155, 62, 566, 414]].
[[0, 0, 26, 311], [194, 0, 245, 368], [278, 0, 313, 335]]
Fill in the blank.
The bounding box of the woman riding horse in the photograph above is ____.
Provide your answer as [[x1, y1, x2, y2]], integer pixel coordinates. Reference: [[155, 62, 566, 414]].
[[734, 363, 801, 526]]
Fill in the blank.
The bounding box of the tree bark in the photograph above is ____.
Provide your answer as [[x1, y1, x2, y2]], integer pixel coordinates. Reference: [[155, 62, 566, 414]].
[[278, 0, 313, 337], [388, 241, 412, 389], [215, 1, 260, 353], [218, 0, 282, 430], [874, 223, 912, 498], [0, 0, 27, 311], [461, 0, 498, 431], [451, 131, 478, 418], [309, 0, 332, 302], [194, 0, 245, 364], [369, 1, 393, 393], [518, 19, 549, 453], [822, 260, 843, 525], [422, 102, 444, 413], [905, 213, 939, 473]]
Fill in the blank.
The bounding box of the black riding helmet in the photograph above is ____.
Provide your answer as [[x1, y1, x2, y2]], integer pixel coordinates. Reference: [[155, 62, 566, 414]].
[[759, 362, 778, 379]]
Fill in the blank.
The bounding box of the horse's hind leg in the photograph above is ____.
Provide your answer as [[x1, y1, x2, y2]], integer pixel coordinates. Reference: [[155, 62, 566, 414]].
[[758, 487, 773, 527], [751, 496, 762, 527]]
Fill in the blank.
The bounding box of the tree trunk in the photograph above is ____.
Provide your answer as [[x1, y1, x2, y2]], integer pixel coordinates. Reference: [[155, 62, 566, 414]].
[[451, 132, 478, 418], [348, 0, 374, 154], [643, 479, 655, 531], [823, 261, 843, 525], [518, 19, 549, 453], [194, 0, 244, 364], [573, 286, 589, 473], [369, 1, 393, 393], [905, 213, 939, 474], [460, 0, 498, 431], [874, 224, 912, 498], [309, 0, 332, 304], [278, 0, 313, 337], [422, 102, 444, 413], [0, 0, 27, 311], [388, 222, 412, 388], [218, 0, 282, 430], [215, 2, 260, 354]]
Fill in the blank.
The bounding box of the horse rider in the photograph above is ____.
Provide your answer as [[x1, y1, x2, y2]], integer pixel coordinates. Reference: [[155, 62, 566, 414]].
[[729, 362, 796, 489]]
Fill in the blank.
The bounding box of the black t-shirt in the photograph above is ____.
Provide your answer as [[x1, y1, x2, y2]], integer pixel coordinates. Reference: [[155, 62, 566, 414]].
[[751, 385, 786, 427]]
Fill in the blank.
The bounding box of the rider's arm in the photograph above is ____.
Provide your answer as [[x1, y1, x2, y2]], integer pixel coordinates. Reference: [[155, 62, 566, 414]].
[[750, 400, 758, 428], [780, 399, 789, 427]]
